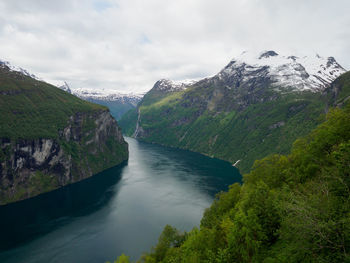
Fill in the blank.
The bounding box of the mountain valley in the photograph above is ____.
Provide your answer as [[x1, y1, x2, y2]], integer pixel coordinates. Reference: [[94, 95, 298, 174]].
[[58, 84, 143, 120]]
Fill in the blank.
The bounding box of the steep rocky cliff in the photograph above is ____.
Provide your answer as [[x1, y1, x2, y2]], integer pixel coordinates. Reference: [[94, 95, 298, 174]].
[[0, 63, 128, 205]]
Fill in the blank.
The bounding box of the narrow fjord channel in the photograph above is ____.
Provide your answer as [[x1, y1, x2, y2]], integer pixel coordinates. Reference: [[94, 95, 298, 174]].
[[0, 137, 241, 263]]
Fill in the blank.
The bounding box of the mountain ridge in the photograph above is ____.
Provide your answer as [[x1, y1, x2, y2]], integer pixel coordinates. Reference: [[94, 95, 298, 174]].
[[57, 84, 143, 120], [120, 51, 349, 172], [223, 50, 346, 91], [149, 50, 346, 94], [0, 60, 39, 80]]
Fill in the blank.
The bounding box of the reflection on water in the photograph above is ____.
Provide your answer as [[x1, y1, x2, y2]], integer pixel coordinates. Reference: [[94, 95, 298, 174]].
[[0, 163, 126, 251], [0, 138, 241, 263]]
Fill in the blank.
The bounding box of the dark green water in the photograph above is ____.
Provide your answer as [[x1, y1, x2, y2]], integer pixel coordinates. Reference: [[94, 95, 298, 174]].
[[0, 137, 241, 262]]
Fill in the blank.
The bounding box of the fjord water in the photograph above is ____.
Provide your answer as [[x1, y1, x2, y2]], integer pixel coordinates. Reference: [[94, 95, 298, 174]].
[[0, 137, 241, 263]]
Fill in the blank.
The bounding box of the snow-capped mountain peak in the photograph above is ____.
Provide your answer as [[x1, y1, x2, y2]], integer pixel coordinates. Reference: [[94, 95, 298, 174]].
[[153, 79, 197, 92], [0, 60, 39, 79], [219, 50, 346, 92]]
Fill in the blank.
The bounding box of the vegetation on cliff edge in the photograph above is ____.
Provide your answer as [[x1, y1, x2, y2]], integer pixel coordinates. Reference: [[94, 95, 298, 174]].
[[0, 67, 128, 205], [118, 102, 350, 262]]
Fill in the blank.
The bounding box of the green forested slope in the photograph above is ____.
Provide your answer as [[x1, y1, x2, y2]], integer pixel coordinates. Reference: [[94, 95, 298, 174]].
[[84, 98, 137, 121], [117, 102, 350, 263], [121, 72, 350, 173], [328, 70, 350, 106], [0, 66, 128, 204], [0, 66, 105, 139], [118, 108, 139, 135]]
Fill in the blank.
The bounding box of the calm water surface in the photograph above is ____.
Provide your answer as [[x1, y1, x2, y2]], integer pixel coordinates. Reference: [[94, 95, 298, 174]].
[[0, 137, 241, 262]]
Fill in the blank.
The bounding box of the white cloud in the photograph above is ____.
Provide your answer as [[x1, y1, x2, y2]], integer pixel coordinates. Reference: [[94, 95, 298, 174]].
[[0, 0, 349, 93]]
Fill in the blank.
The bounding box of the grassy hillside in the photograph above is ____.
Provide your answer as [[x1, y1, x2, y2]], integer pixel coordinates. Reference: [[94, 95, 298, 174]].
[[0, 66, 128, 204], [118, 102, 350, 263], [0, 67, 105, 139], [144, 91, 325, 172], [120, 72, 350, 173], [123, 92, 338, 173]]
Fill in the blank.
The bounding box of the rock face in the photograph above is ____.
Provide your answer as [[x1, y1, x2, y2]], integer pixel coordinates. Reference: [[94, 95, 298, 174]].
[[0, 110, 128, 205], [0, 61, 128, 205]]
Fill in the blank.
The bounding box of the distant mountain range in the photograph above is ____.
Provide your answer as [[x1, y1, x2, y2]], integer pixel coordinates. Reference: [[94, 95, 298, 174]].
[[58, 84, 144, 120], [0, 60, 143, 121], [119, 50, 349, 172]]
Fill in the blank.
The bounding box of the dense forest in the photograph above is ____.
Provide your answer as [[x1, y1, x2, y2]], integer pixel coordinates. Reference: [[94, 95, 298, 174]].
[[114, 102, 350, 262]]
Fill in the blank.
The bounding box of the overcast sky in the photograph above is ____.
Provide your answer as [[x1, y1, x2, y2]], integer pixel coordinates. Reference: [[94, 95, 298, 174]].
[[0, 0, 349, 93]]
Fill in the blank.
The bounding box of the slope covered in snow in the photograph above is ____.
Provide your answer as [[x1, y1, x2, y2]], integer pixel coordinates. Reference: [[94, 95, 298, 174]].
[[218, 50, 346, 92], [71, 87, 144, 103], [56, 83, 144, 119], [152, 79, 198, 92]]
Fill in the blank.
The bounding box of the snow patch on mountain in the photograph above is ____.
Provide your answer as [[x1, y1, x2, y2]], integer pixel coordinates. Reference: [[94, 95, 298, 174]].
[[56, 85, 143, 107], [219, 51, 346, 92], [71, 87, 144, 101], [0, 60, 39, 80], [153, 79, 197, 92]]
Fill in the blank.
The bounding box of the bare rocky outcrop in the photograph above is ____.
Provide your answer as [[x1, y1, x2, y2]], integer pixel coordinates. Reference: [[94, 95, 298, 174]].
[[0, 110, 128, 205]]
